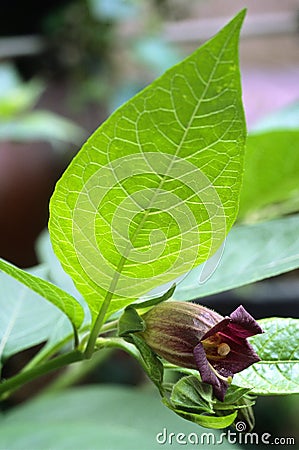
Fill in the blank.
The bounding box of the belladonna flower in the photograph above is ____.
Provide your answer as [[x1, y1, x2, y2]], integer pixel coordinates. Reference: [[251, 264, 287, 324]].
[[140, 302, 263, 401]]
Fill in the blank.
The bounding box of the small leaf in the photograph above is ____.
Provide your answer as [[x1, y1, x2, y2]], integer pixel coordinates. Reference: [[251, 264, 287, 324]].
[[170, 375, 215, 414], [131, 284, 176, 310], [172, 407, 237, 429], [0, 258, 84, 332], [174, 214, 299, 300], [170, 375, 254, 419], [215, 385, 253, 407], [233, 318, 299, 394], [129, 334, 164, 392], [118, 307, 145, 336], [49, 10, 247, 322]]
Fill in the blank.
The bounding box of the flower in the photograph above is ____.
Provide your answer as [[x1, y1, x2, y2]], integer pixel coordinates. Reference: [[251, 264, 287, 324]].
[[140, 301, 263, 401]]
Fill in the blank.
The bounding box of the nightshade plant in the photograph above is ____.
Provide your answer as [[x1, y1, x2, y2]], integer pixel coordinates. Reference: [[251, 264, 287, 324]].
[[0, 9, 299, 444]]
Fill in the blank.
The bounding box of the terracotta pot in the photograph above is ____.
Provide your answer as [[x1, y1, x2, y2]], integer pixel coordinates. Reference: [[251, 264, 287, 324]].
[[0, 140, 62, 267]]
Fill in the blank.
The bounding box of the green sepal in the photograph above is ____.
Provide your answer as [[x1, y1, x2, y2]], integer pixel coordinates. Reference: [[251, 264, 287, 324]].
[[130, 284, 176, 310], [126, 334, 164, 393], [164, 394, 238, 429], [235, 396, 256, 432], [118, 307, 145, 337], [118, 284, 175, 337], [168, 375, 256, 430], [170, 375, 215, 414]]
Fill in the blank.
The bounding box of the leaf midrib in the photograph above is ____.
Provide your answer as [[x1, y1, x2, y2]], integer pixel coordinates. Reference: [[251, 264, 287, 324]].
[[106, 23, 238, 299]]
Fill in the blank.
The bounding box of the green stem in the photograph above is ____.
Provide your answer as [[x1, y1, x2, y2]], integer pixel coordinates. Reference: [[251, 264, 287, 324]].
[[96, 337, 148, 373], [21, 324, 91, 373], [84, 291, 114, 358], [0, 350, 83, 399], [42, 348, 113, 394], [99, 319, 118, 334]]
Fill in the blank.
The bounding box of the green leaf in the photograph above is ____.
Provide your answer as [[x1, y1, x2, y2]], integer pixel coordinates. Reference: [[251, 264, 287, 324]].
[[238, 130, 299, 221], [49, 10, 246, 322], [129, 334, 164, 391], [118, 283, 176, 336], [170, 376, 215, 414], [35, 229, 84, 301], [131, 284, 176, 310], [0, 258, 84, 332], [118, 307, 145, 336], [0, 268, 71, 362], [233, 318, 299, 395], [0, 386, 242, 449], [169, 375, 254, 427], [174, 214, 299, 300], [172, 407, 237, 429]]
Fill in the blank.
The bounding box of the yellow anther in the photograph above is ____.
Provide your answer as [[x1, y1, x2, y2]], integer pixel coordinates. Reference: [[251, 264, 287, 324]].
[[217, 343, 230, 356]]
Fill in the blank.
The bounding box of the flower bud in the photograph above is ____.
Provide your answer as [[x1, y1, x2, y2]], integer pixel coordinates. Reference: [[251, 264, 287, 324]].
[[140, 301, 223, 369], [140, 301, 263, 401]]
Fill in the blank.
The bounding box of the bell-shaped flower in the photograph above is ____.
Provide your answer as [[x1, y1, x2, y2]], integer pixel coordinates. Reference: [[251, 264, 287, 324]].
[[140, 301, 263, 400]]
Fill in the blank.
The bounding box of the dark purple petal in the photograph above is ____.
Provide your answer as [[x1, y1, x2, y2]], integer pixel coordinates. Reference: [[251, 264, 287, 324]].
[[201, 317, 231, 341], [212, 338, 261, 375], [228, 305, 263, 338], [196, 305, 263, 399], [214, 306, 263, 373], [193, 342, 228, 401]]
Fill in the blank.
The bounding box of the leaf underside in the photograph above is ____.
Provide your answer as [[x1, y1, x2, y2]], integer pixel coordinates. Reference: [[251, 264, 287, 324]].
[[49, 11, 246, 322]]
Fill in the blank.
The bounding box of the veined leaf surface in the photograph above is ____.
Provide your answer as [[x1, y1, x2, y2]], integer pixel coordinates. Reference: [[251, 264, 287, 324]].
[[49, 11, 246, 321], [233, 318, 299, 395]]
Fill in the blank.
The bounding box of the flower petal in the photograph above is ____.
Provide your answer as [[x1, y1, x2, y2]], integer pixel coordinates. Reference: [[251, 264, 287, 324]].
[[228, 305, 263, 338], [193, 342, 228, 401], [201, 317, 231, 341], [212, 338, 261, 375]]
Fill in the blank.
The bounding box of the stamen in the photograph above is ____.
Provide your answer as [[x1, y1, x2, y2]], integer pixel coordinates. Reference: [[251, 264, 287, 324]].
[[217, 342, 230, 356], [208, 362, 232, 383]]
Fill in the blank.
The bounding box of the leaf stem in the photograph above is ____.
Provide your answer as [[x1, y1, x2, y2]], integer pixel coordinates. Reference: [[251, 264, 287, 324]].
[[0, 349, 83, 399], [84, 257, 127, 358], [84, 291, 114, 358], [41, 348, 113, 394]]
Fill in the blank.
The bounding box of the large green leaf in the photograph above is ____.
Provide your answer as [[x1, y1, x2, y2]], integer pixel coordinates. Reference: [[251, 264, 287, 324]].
[[0, 258, 84, 331], [238, 130, 299, 221], [0, 386, 242, 449], [0, 268, 71, 362], [49, 11, 246, 321], [174, 214, 299, 301], [35, 229, 84, 302], [233, 318, 299, 395]]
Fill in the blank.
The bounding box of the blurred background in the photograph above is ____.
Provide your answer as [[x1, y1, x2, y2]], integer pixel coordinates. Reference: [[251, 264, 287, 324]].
[[0, 0, 298, 447]]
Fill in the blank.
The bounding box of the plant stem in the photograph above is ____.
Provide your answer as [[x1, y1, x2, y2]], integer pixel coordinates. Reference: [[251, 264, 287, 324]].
[[99, 319, 118, 334], [42, 348, 113, 393], [84, 291, 114, 358], [96, 337, 148, 372], [0, 350, 83, 399]]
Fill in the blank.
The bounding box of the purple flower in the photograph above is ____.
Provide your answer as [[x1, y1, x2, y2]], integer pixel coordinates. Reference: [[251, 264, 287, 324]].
[[140, 302, 263, 401]]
